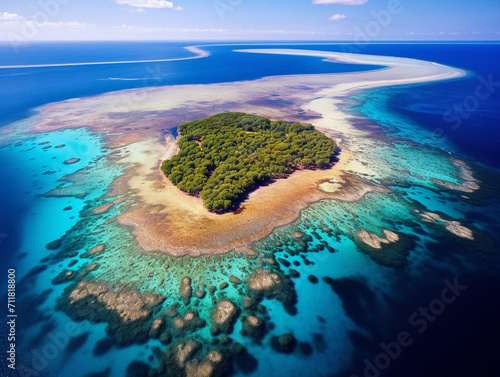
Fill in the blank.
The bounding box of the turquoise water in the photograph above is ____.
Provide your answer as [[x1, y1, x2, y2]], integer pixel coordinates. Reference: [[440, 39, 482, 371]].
[[1, 128, 106, 272]]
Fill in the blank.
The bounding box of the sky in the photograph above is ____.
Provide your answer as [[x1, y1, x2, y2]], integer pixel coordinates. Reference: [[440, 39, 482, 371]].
[[0, 0, 499, 42]]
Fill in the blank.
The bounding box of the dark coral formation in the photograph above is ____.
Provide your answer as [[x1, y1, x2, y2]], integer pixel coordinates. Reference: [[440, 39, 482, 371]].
[[64, 158, 81, 164], [51, 269, 76, 285], [308, 275, 319, 284], [352, 230, 414, 268], [195, 290, 207, 299], [87, 243, 106, 256], [149, 317, 166, 339], [57, 281, 165, 345], [247, 268, 297, 314], [152, 338, 230, 377], [270, 333, 297, 354], [229, 276, 242, 285], [210, 300, 239, 335], [93, 337, 114, 356], [46, 238, 63, 250], [179, 276, 193, 305], [159, 331, 173, 346], [126, 361, 150, 377], [240, 315, 265, 340], [171, 311, 206, 337]]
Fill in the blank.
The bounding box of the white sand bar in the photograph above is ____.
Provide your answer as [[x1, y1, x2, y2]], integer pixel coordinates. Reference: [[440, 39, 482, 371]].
[[236, 48, 466, 95]]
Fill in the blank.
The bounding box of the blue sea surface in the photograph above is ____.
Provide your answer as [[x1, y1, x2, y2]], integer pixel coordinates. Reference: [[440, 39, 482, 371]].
[[0, 42, 499, 377], [348, 43, 500, 169], [0, 41, 378, 127]]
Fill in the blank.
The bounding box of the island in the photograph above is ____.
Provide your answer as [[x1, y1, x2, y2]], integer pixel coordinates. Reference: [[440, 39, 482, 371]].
[[29, 49, 469, 258], [161, 112, 338, 212]]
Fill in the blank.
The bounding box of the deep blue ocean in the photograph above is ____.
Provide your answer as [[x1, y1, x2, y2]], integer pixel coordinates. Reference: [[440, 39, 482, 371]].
[[0, 42, 499, 377]]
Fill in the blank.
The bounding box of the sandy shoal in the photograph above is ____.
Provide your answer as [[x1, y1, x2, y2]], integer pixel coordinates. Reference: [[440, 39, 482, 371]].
[[116, 139, 386, 256]]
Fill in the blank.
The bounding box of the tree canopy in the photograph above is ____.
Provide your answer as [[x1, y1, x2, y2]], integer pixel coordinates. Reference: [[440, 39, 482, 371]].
[[161, 112, 337, 213]]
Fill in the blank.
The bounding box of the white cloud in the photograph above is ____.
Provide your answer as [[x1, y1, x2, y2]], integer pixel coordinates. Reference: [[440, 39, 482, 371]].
[[44, 21, 87, 27], [0, 21, 340, 38], [0, 12, 23, 20], [112, 0, 182, 10], [328, 14, 346, 21], [111, 24, 344, 36], [312, 0, 368, 5], [0, 20, 88, 29], [115, 24, 230, 33]]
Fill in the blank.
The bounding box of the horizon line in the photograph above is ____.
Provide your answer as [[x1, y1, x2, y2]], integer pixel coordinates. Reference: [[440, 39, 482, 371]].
[[1, 39, 499, 43]]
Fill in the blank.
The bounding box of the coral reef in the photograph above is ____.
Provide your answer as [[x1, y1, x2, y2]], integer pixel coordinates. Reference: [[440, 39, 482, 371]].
[[240, 315, 265, 340], [57, 281, 165, 345], [420, 211, 474, 240], [171, 311, 206, 337], [353, 229, 412, 268], [270, 333, 297, 354], [247, 268, 297, 314], [355, 228, 400, 249], [92, 203, 115, 215], [153, 339, 230, 377], [88, 244, 106, 255], [211, 300, 239, 335], [180, 277, 193, 305]]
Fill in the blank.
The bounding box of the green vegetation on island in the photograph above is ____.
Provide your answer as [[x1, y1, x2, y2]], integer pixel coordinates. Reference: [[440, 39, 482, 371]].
[[161, 112, 338, 213]]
